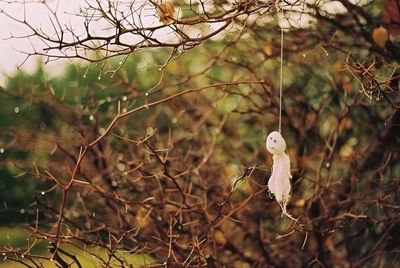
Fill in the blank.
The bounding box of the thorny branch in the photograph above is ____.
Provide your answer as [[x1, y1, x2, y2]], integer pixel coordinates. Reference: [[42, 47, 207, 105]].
[[0, 0, 400, 267]]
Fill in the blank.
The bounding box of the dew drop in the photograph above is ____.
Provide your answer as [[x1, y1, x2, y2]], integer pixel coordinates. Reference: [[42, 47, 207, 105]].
[[19, 208, 25, 214], [99, 128, 106, 135], [302, 53, 306, 58], [145, 92, 149, 96], [21, 254, 25, 259], [325, 162, 330, 168], [41, 191, 45, 195], [144, 104, 149, 109], [122, 96, 128, 101], [97, 75, 101, 80], [92, 212, 96, 217], [106, 96, 112, 102], [0, 148, 4, 154], [172, 117, 177, 124], [158, 67, 162, 71], [122, 108, 127, 113], [111, 181, 118, 187], [14, 107, 19, 113], [89, 115, 94, 121], [83, 74, 87, 78]]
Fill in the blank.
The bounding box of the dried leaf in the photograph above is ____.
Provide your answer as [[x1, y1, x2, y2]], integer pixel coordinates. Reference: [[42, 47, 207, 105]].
[[372, 26, 389, 48], [157, 2, 176, 25], [214, 230, 227, 245], [295, 199, 305, 207], [136, 207, 151, 228], [264, 37, 274, 56]]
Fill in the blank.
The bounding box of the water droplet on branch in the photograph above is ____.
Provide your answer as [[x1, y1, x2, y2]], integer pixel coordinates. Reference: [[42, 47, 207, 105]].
[[325, 162, 330, 168]]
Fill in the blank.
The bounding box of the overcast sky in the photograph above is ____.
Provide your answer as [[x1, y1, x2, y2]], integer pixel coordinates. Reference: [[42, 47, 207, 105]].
[[0, 1, 79, 85]]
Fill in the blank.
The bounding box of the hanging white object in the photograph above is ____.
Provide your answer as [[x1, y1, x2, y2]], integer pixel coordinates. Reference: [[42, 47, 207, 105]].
[[266, 131, 295, 219]]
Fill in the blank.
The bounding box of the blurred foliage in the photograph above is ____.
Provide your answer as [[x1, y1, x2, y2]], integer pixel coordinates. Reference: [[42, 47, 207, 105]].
[[0, 0, 400, 267], [0, 227, 154, 268]]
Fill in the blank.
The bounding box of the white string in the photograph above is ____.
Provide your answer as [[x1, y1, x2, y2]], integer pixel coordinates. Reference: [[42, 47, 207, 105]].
[[278, 0, 284, 133]]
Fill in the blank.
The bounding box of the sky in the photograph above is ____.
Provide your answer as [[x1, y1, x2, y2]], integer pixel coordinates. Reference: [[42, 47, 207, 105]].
[[0, 1, 65, 85], [0, 0, 83, 85]]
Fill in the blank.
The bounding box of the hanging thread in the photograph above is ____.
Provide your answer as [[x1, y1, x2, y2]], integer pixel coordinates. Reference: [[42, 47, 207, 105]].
[[265, 0, 296, 221], [278, 0, 284, 133]]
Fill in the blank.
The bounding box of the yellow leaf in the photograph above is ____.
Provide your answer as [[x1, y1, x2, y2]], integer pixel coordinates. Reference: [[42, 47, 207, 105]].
[[372, 26, 388, 48], [157, 2, 176, 25], [339, 137, 357, 157], [264, 37, 274, 56], [136, 207, 151, 228], [295, 199, 305, 207], [234, 261, 251, 268], [214, 230, 227, 245]]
